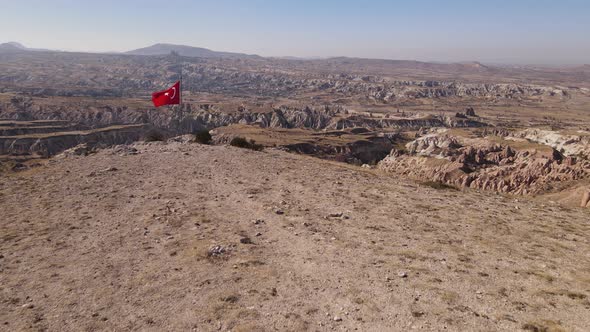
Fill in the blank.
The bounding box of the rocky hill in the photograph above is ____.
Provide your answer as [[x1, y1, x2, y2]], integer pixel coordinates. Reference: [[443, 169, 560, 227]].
[[0, 141, 589, 331]]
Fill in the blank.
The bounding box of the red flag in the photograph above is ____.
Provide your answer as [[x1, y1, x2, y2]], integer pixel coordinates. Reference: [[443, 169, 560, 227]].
[[152, 81, 180, 107]]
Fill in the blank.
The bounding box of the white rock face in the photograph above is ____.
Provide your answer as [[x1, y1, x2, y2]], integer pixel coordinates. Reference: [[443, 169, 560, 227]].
[[517, 129, 590, 157]]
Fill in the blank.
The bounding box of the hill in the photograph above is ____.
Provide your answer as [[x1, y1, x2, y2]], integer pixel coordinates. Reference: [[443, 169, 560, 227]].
[[1, 140, 589, 331], [126, 43, 261, 59]]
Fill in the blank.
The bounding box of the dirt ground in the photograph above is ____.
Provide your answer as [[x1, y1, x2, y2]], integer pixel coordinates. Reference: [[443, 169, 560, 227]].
[[1, 141, 589, 331]]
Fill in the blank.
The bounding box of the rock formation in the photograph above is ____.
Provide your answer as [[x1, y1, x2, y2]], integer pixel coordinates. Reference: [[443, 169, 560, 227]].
[[378, 133, 590, 196]]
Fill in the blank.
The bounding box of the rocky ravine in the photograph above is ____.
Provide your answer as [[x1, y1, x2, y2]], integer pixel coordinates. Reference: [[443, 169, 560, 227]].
[[2, 97, 486, 132], [0, 98, 487, 158], [0, 140, 589, 331]]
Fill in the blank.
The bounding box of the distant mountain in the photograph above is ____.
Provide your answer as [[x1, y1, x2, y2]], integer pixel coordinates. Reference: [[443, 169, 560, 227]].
[[0, 42, 54, 53], [0, 42, 26, 52], [126, 43, 261, 59]]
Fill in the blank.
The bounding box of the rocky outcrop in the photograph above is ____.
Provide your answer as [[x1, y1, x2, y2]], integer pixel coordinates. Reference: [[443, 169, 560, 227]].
[[378, 134, 590, 195], [515, 129, 590, 157], [480, 128, 590, 158]]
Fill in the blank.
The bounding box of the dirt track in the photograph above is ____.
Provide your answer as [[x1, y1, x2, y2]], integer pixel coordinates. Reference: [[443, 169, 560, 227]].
[[1, 141, 589, 331]]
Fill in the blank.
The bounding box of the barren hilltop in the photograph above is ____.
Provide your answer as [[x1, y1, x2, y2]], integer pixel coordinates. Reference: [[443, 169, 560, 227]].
[[1, 139, 589, 331]]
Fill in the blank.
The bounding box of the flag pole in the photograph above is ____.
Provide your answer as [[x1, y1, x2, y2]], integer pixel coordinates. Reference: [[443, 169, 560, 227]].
[[179, 53, 182, 107]]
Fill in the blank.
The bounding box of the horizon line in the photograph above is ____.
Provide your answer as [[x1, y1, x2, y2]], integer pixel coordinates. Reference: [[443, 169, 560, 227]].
[[2, 40, 589, 67]]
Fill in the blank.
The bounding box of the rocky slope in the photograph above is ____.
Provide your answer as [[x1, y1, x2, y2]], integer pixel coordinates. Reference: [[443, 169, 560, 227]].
[[1, 141, 589, 331]]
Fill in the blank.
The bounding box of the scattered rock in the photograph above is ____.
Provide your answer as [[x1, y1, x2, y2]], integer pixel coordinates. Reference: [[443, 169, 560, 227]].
[[411, 311, 425, 318], [167, 134, 194, 144], [398, 271, 408, 278], [333, 316, 342, 322], [207, 245, 227, 257], [275, 209, 284, 215], [112, 145, 138, 156], [56, 143, 92, 158], [11, 163, 28, 171]]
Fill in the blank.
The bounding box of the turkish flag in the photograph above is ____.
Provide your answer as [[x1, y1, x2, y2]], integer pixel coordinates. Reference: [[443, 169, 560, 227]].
[[152, 81, 180, 107]]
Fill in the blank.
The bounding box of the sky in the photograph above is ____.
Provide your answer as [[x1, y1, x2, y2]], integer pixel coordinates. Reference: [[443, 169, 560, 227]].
[[1, 0, 589, 65]]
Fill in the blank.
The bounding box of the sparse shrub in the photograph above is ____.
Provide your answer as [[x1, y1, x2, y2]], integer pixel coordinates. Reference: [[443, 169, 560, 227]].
[[230, 137, 249, 148], [249, 140, 263, 151], [144, 129, 165, 142], [230, 137, 263, 151], [193, 129, 212, 144]]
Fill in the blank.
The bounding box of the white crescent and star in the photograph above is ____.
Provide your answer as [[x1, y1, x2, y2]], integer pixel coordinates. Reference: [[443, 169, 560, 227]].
[[164, 87, 176, 99]]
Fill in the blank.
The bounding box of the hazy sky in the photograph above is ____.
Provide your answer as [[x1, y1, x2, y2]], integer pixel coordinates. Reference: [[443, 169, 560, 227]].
[[1, 0, 589, 64]]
